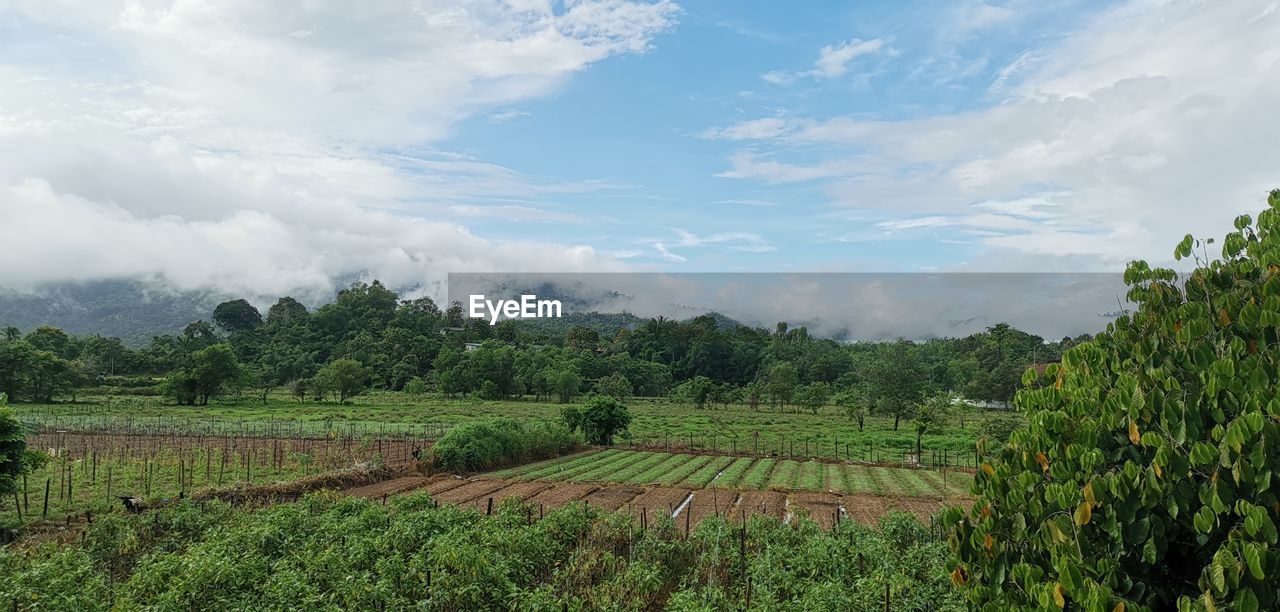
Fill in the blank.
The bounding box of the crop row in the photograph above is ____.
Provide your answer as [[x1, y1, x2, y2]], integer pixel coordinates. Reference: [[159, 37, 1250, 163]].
[[487, 450, 971, 497]]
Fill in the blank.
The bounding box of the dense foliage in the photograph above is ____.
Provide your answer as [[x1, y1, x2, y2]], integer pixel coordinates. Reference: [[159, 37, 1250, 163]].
[[561, 395, 633, 445], [0, 393, 33, 497], [947, 192, 1280, 611], [2, 279, 1075, 425], [0, 492, 962, 610], [430, 418, 578, 472]]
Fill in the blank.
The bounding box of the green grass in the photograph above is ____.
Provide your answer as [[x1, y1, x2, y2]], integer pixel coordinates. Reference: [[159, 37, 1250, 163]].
[[625, 453, 693, 485], [677, 456, 736, 488], [708, 457, 756, 489], [605, 452, 676, 483], [1, 447, 334, 528], [508, 451, 617, 481], [796, 461, 825, 491], [655, 455, 714, 486], [739, 459, 776, 489], [16, 390, 999, 459], [486, 451, 600, 479], [765, 461, 800, 490], [570, 451, 653, 482], [839, 464, 880, 494]]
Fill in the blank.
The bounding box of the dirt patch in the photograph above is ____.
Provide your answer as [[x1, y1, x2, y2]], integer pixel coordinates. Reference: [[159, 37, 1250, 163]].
[[193, 464, 390, 504], [732, 490, 787, 522], [432, 480, 511, 504], [424, 476, 471, 495], [788, 492, 843, 529], [527, 483, 599, 509], [27, 431, 429, 471], [842, 493, 957, 525], [625, 487, 692, 520], [686, 489, 739, 523], [459, 482, 555, 512], [345, 475, 438, 499], [583, 485, 644, 511]]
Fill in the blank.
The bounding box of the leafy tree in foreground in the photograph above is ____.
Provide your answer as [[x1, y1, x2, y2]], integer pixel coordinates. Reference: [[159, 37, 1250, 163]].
[[578, 395, 632, 446], [946, 191, 1280, 611], [0, 393, 44, 497]]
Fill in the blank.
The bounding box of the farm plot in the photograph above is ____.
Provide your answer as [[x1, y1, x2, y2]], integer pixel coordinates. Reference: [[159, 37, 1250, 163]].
[[474, 450, 971, 502]]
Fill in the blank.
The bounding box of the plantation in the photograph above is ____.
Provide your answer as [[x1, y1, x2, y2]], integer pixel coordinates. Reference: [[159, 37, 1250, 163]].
[[15, 392, 993, 460], [485, 449, 971, 498], [0, 491, 962, 610]]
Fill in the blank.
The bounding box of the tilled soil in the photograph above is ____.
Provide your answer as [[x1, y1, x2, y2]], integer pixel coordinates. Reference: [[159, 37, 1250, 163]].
[[625, 487, 693, 519], [432, 480, 511, 504], [686, 489, 739, 524], [460, 482, 555, 512], [788, 492, 844, 529], [582, 485, 644, 511], [732, 490, 787, 522], [344, 475, 437, 499], [527, 483, 599, 509]]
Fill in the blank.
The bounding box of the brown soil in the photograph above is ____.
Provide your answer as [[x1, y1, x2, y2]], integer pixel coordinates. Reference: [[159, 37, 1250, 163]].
[[843, 493, 955, 525], [458, 482, 555, 512], [732, 490, 787, 522], [527, 483, 599, 509], [27, 431, 429, 470], [432, 480, 511, 504], [424, 476, 470, 495], [582, 485, 644, 511], [344, 475, 437, 499], [686, 489, 739, 523], [625, 487, 693, 519], [787, 492, 843, 529]]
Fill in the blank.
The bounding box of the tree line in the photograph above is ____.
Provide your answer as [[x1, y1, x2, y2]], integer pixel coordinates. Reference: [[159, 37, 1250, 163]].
[[0, 280, 1090, 418]]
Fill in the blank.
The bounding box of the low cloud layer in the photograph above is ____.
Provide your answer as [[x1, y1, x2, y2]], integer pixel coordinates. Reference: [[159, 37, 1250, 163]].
[[0, 1, 677, 299]]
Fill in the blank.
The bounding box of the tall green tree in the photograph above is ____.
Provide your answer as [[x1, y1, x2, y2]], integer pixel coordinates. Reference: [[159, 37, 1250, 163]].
[[577, 395, 632, 446], [316, 359, 370, 403], [212, 299, 264, 333]]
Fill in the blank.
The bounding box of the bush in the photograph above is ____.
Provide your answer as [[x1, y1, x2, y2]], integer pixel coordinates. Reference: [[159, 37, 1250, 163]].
[[431, 418, 578, 472], [946, 192, 1280, 611], [977, 413, 1022, 445]]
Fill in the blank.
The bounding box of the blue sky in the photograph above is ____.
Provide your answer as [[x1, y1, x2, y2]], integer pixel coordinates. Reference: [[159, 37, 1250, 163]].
[[441, 0, 1108, 270], [1, 0, 1277, 299]]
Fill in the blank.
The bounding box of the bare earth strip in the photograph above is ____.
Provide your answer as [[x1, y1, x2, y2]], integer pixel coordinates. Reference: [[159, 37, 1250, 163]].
[[732, 490, 787, 522], [583, 485, 645, 511], [424, 476, 471, 495], [788, 492, 844, 529], [461, 481, 555, 511], [432, 480, 511, 504], [528, 483, 599, 509], [686, 489, 739, 524], [625, 487, 694, 519], [345, 475, 435, 499]]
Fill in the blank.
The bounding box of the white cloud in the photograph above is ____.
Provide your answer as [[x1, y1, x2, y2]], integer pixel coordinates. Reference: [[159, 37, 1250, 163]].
[[762, 37, 884, 84], [0, 0, 679, 299], [700, 117, 791, 140], [488, 108, 531, 123], [718, 0, 1280, 270], [715, 199, 780, 207]]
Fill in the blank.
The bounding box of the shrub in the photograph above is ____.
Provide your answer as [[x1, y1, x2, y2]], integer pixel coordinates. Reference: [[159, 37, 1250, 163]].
[[945, 192, 1280, 611], [431, 418, 578, 472]]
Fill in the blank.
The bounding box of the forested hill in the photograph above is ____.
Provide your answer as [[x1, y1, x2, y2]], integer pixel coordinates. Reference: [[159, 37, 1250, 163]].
[[0, 280, 228, 344], [0, 279, 1095, 411]]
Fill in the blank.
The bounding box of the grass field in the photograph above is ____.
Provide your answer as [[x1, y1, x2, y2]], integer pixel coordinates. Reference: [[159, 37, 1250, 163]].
[[484, 449, 972, 498], [14, 390, 1005, 460]]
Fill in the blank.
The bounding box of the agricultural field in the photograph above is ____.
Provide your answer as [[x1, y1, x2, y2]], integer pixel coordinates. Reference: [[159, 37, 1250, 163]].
[[15, 390, 1003, 460], [0, 430, 418, 529], [486, 449, 972, 498]]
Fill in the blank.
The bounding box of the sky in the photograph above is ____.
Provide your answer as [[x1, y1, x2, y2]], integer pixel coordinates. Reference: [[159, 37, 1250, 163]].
[[1, 0, 1278, 303]]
